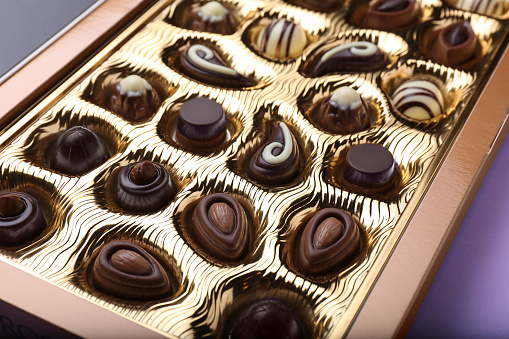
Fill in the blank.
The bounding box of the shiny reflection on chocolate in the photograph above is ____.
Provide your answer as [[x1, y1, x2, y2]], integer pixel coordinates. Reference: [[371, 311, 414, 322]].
[[176, 97, 228, 149], [110, 75, 160, 122], [255, 19, 307, 59], [189, 1, 236, 35], [247, 121, 301, 185], [432, 21, 477, 67], [297, 208, 360, 276], [315, 87, 370, 134], [91, 240, 171, 300], [362, 0, 420, 31], [342, 144, 397, 194], [311, 41, 386, 76], [0, 192, 47, 247], [48, 126, 109, 175], [114, 161, 175, 213], [190, 193, 249, 262], [229, 298, 306, 339]]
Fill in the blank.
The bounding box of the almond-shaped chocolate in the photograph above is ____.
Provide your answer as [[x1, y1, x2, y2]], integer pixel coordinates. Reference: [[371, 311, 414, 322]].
[[311, 41, 386, 76], [297, 208, 361, 276], [179, 44, 253, 88], [91, 240, 171, 300], [114, 161, 175, 213], [255, 19, 307, 59], [315, 87, 370, 134], [362, 0, 420, 31], [247, 121, 301, 185], [190, 193, 249, 262], [447, 0, 506, 18], [432, 21, 477, 67], [189, 1, 236, 35], [110, 75, 160, 122], [0, 192, 47, 247]]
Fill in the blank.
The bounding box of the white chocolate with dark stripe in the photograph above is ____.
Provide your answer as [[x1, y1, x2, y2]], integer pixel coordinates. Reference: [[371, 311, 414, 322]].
[[255, 19, 307, 58], [392, 80, 445, 120], [454, 0, 505, 16]]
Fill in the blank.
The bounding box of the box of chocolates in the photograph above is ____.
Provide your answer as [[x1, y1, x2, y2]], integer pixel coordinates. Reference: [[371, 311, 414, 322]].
[[1, 0, 509, 337]]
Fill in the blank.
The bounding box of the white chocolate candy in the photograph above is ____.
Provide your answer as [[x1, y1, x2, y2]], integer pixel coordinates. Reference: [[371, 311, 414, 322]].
[[119, 75, 151, 97], [454, 0, 506, 17], [321, 41, 379, 62], [262, 122, 294, 165], [392, 80, 445, 120], [188, 44, 238, 76], [256, 19, 307, 58], [199, 1, 228, 23], [330, 87, 362, 111]]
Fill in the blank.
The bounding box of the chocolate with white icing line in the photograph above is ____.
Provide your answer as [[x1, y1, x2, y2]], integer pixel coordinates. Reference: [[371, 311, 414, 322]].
[[392, 79, 445, 120], [190, 1, 236, 35], [255, 19, 307, 59], [452, 0, 506, 17]]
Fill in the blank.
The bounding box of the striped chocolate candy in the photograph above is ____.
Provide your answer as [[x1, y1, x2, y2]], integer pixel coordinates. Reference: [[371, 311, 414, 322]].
[[453, 0, 505, 17], [255, 19, 307, 59], [392, 79, 445, 120]]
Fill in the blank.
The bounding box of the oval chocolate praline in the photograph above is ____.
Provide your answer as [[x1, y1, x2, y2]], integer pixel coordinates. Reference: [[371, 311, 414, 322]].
[[176, 97, 228, 149], [255, 19, 307, 59], [189, 1, 236, 35], [362, 0, 420, 31], [392, 79, 445, 120], [48, 126, 109, 175], [189, 193, 249, 262], [229, 298, 306, 339], [432, 21, 477, 67], [110, 75, 160, 122], [91, 240, 171, 300], [114, 161, 175, 213], [0, 192, 47, 247], [341, 143, 397, 194], [297, 208, 361, 277]]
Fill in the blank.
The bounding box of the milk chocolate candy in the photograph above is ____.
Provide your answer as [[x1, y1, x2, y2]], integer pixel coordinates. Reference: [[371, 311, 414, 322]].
[[189, 1, 236, 35], [432, 21, 477, 67]]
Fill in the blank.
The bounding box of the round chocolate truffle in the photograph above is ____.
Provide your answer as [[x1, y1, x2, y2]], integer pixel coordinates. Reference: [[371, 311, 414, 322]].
[[362, 0, 420, 31], [114, 161, 175, 213], [255, 19, 307, 59], [315, 87, 370, 134], [229, 298, 306, 339], [247, 121, 301, 185], [110, 75, 160, 122], [180, 44, 252, 88], [91, 240, 171, 300], [297, 208, 361, 276], [48, 126, 109, 175], [431, 21, 477, 67], [189, 1, 236, 35], [392, 79, 445, 120], [446, 0, 506, 18], [341, 143, 397, 194], [311, 41, 386, 76], [190, 193, 249, 262], [0, 192, 47, 247], [176, 97, 228, 149]]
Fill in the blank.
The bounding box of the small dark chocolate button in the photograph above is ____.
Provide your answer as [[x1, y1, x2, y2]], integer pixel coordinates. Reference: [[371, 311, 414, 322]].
[[344, 143, 396, 188], [129, 161, 158, 185], [0, 195, 26, 218]]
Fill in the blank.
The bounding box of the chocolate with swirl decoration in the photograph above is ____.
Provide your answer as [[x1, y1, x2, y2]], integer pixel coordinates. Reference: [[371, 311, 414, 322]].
[[362, 0, 421, 31], [179, 44, 252, 88], [451, 0, 506, 17], [189, 1, 236, 35], [247, 122, 301, 185], [392, 79, 445, 120], [255, 19, 307, 59], [311, 41, 386, 76]]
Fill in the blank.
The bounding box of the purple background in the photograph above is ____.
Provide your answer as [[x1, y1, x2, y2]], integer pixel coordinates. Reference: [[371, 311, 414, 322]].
[[408, 134, 509, 338]]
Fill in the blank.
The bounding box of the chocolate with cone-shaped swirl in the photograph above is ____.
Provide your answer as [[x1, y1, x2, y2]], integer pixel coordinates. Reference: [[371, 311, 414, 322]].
[[247, 121, 301, 185], [297, 208, 361, 276], [189, 1, 236, 35], [114, 161, 175, 213], [190, 193, 249, 262], [311, 41, 386, 76], [0, 192, 47, 247], [362, 0, 420, 31], [110, 75, 160, 122], [179, 44, 252, 88], [315, 87, 370, 134], [91, 240, 171, 300], [432, 21, 477, 67], [48, 126, 109, 175]]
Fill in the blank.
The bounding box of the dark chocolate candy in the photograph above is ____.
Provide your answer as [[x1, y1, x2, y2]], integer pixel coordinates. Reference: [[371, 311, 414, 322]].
[[180, 44, 252, 88], [311, 41, 386, 76], [110, 75, 160, 122], [91, 240, 171, 300], [189, 1, 236, 35], [176, 97, 228, 149], [315, 87, 370, 134], [362, 0, 420, 31], [190, 193, 249, 262], [292, 0, 343, 12], [114, 161, 175, 213], [48, 126, 109, 175], [0, 192, 47, 247], [247, 121, 301, 185], [432, 21, 477, 67], [341, 143, 397, 194], [229, 298, 306, 339], [255, 19, 307, 59], [297, 208, 360, 276]]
